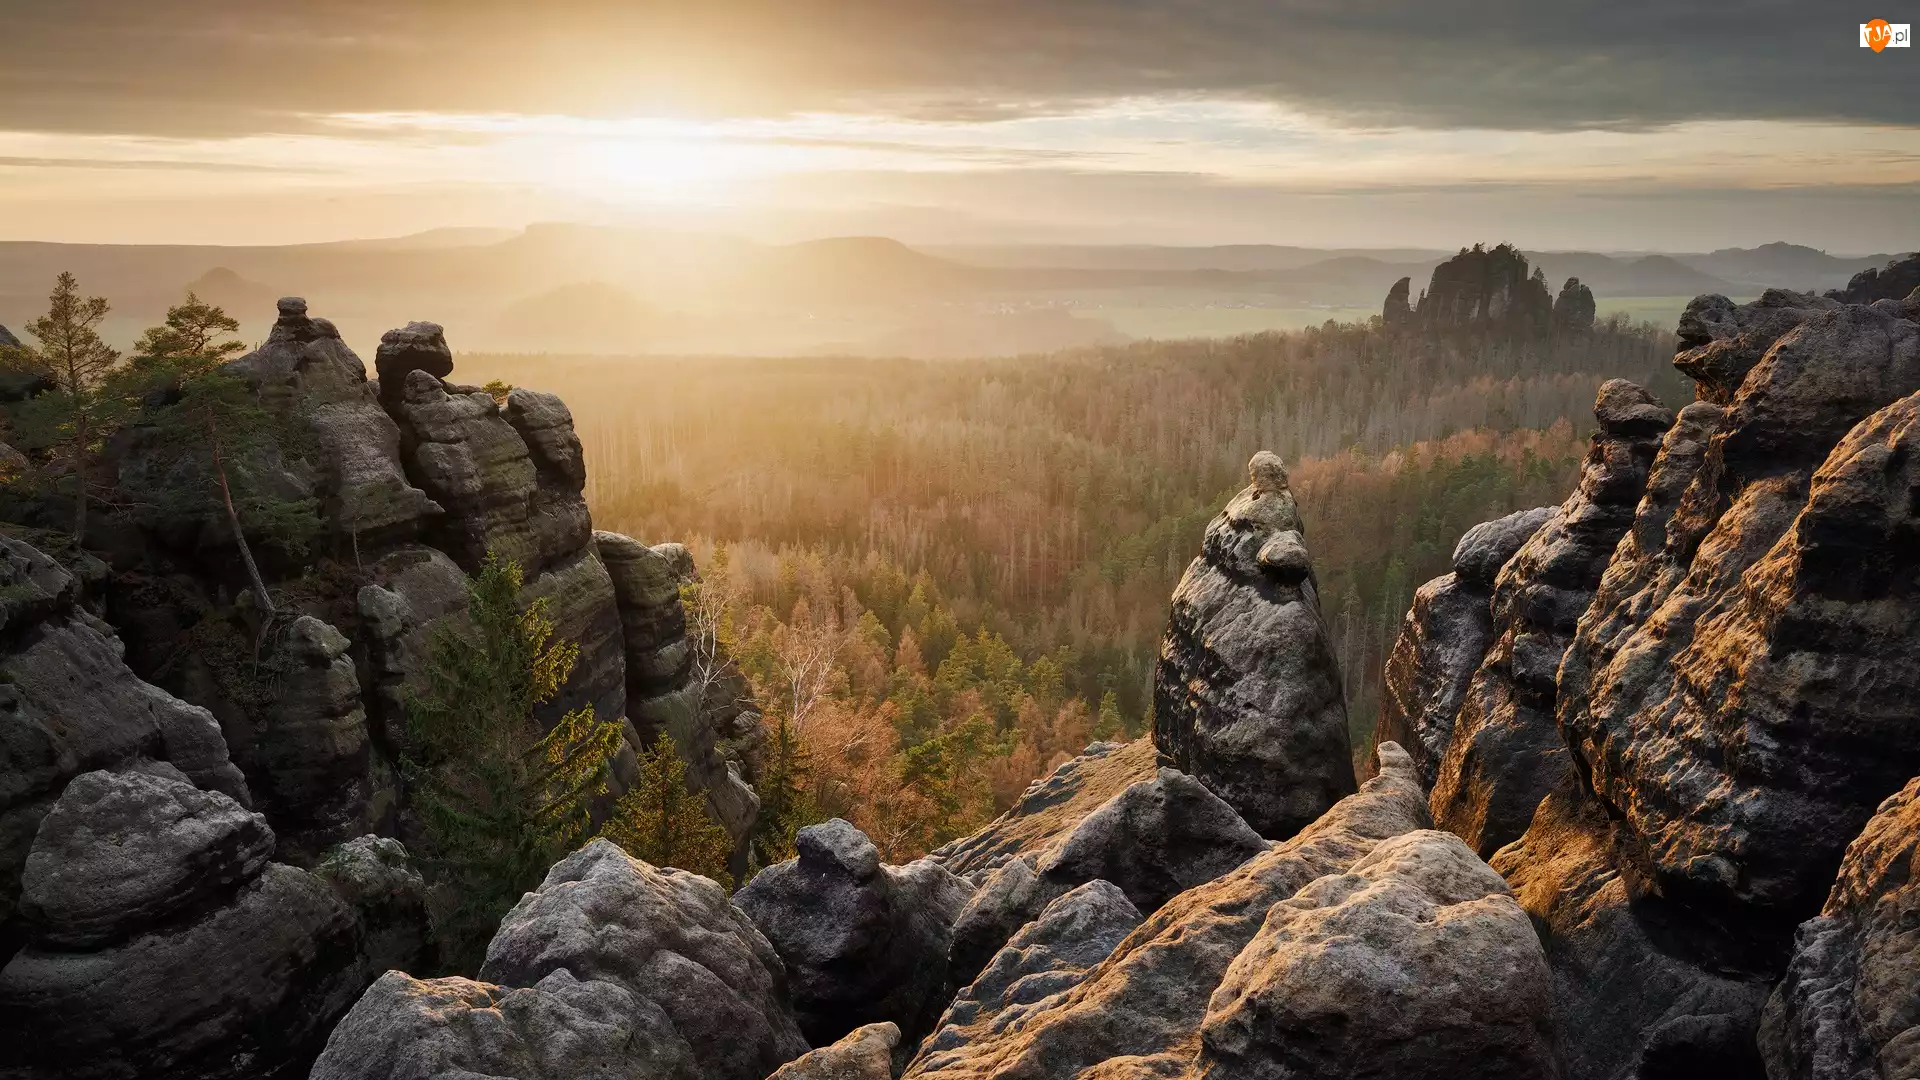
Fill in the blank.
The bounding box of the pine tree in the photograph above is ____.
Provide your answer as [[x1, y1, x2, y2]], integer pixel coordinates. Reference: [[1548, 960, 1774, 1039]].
[[600, 731, 735, 889], [125, 296, 314, 612], [752, 711, 816, 867], [405, 553, 626, 972], [3, 273, 121, 542]]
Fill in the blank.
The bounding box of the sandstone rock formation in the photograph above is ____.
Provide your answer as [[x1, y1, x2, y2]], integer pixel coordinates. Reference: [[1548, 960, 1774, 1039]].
[[255, 616, 374, 860], [737, 819, 972, 1060], [1404, 243, 1554, 333], [1382, 275, 1414, 329], [930, 739, 1158, 877], [1374, 504, 1554, 785], [1559, 306, 1920, 923], [372, 320, 455, 407], [1555, 276, 1597, 333], [914, 881, 1140, 1074], [1197, 829, 1557, 1080], [1760, 777, 1920, 1080], [0, 542, 247, 945], [901, 743, 1431, 1080], [1827, 253, 1920, 306], [772, 1023, 901, 1080], [0, 769, 429, 1080], [947, 767, 1265, 988], [1153, 451, 1353, 839], [1431, 379, 1673, 856], [313, 838, 807, 1080]]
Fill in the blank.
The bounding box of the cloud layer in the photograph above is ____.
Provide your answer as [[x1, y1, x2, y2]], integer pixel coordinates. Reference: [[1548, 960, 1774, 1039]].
[[6, 0, 1913, 135]]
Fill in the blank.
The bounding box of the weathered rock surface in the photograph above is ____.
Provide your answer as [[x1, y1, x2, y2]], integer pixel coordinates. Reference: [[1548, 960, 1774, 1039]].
[[256, 616, 372, 860], [1669, 289, 1844, 404], [0, 770, 420, 1080], [1374, 505, 1554, 785], [772, 1023, 901, 1080], [372, 321, 454, 408], [1493, 781, 1772, 1080], [1, 591, 247, 939], [1431, 380, 1673, 857], [916, 881, 1140, 1073], [314, 834, 434, 977], [1760, 776, 1920, 1080], [901, 743, 1429, 1080], [1153, 451, 1353, 839], [14, 769, 273, 948], [312, 838, 804, 1080], [1197, 830, 1556, 1080], [223, 298, 440, 545], [1560, 305, 1920, 923], [738, 819, 971, 1058], [947, 767, 1265, 988], [931, 739, 1158, 878], [505, 388, 588, 490], [1827, 254, 1920, 307], [596, 530, 756, 847], [355, 544, 472, 759]]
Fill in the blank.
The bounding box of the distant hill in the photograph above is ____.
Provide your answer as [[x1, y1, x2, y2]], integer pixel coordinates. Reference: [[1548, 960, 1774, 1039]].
[[931, 244, 1451, 273], [182, 266, 279, 315], [492, 281, 665, 353], [1671, 242, 1895, 292]]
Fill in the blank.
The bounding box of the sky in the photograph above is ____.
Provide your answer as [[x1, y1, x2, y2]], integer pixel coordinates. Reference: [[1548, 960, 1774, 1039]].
[[3, 0, 1917, 251]]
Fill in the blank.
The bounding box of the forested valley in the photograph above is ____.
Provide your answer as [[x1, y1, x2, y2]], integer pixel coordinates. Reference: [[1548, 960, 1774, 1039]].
[[458, 312, 1680, 859]]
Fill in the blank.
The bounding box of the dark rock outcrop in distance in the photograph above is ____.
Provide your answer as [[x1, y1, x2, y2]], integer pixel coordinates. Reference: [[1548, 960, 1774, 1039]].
[[930, 739, 1158, 878], [1382, 275, 1413, 329], [736, 819, 971, 1064], [1826, 252, 1920, 306], [0, 769, 431, 1080], [312, 839, 807, 1080], [1410, 243, 1554, 334], [1373, 505, 1554, 787], [913, 881, 1140, 1076], [898, 743, 1431, 1080], [1555, 276, 1597, 333], [946, 767, 1266, 989], [1153, 450, 1353, 840], [1493, 780, 1773, 1080], [1761, 776, 1920, 1080], [1559, 304, 1920, 927], [1430, 379, 1674, 857]]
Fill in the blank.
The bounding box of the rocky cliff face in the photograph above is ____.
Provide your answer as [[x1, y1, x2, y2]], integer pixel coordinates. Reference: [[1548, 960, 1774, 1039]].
[[1152, 451, 1353, 839], [1828, 252, 1920, 306]]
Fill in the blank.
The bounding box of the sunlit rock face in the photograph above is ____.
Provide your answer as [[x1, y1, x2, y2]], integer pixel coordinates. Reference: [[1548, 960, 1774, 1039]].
[[1430, 379, 1673, 858], [1153, 450, 1354, 840]]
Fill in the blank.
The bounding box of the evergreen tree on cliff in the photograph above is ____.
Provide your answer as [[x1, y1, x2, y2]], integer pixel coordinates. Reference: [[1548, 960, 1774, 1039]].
[[124, 293, 315, 613], [0, 272, 121, 542], [601, 731, 735, 888], [405, 553, 627, 970]]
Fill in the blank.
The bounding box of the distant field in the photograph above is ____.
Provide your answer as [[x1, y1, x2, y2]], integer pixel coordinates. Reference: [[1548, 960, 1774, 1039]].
[[1596, 295, 1757, 331], [1092, 305, 1380, 340]]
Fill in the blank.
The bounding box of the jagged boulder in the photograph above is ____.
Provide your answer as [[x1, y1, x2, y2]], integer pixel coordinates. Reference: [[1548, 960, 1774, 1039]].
[[1493, 781, 1772, 1080], [222, 298, 440, 546], [256, 616, 372, 860], [1560, 306, 1920, 924], [1827, 253, 1920, 306], [372, 321, 454, 408], [504, 388, 587, 490], [1374, 505, 1554, 786], [914, 881, 1140, 1073], [315, 838, 807, 1080], [1, 574, 248, 941], [930, 739, 1158, 877], [1431, 380, 1673, 856], [1760, 776, 1920, 1080], [14, 769, 273, 949], [900, 743, 1430, 1080], [772, 1023, 901, 1080], [737, 819, 971, 1059], [1153, 451, 1353, 839], [1197, 830, 1556, 1080], [947, 767, 1265, 988], [1670, 289, 1843, 404], [0, 770, 420, 1080]]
